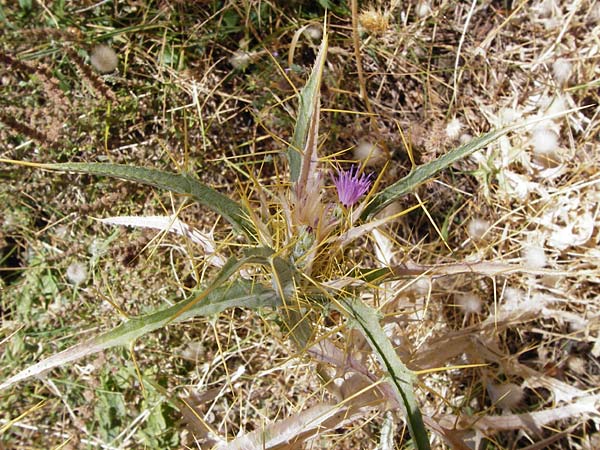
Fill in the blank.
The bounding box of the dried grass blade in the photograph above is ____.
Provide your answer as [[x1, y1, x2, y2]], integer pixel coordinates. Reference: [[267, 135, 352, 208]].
[[99, 215, 226, 267], [440, 395, 600, 434]]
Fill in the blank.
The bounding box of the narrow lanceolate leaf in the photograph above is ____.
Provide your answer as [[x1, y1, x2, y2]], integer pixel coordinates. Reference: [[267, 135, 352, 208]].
[[338, 297, 431, 450], [39, 162, 257, 240], [361, 125, 517, 220], [287, 31, 328, 183], [270, 256, 314, 350], [0, 279, 280, 392]]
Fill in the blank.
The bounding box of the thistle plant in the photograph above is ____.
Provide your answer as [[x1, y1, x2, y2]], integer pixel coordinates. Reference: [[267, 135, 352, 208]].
[[0, 30, 555, 449]]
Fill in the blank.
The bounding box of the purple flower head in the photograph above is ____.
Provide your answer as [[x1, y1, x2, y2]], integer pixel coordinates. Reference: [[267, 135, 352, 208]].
[[333, 165, 372, 207]]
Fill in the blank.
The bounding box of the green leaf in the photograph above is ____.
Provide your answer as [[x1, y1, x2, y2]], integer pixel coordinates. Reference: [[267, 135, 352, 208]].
[[287, 32, 328, 183], [317, 0, 332, 9], [18, 0, 32, 11], [43, 162, 258, 241], [0, 277, 280, 391], [338, 297, 431, 450], [361, 126, 518, 220], [270, 256, 314, 349]]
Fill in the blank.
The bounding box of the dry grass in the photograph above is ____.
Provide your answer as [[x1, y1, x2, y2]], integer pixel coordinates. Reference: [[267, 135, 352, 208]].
[[1, 0, 599, 449]]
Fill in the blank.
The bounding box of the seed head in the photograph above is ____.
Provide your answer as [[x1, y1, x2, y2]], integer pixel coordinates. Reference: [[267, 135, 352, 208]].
[[455, 293, 483, 315], [359, 8, 390, 34], [488, 382, 524, 412], [90, 45, 118, 73], [467, 218, 491, 242], [333, 166, 372, 207], [66, 261, 88, 286], [552, 58, 572, 85]]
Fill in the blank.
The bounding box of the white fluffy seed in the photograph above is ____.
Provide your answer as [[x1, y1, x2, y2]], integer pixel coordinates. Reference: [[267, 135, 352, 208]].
[[459, 133, 472, 145], [229, 50, 252, 70], [303, 25, 323, 41], [54, 225, 68, 238], [522, 245, 547, 269], [445, 118, 462, 140], [552, 58, 572, 84], [591, 3, 600, 23], [455, 293, 483, 315], [530, 128, 559, 155], [467, 218, 491, 241], [498, 107, 521, 125], [502, 287, 524, 311], [180, 341, 205, 360], [90, 45, 118, 73], [546, 95, 567, 118], [416, 1, 431, 18], [353, 140, 387, 166], [538, 0, 556, 17], [66, 261, 88, 286], [488, 382, 524, 411], [409, 277, 431, 296]]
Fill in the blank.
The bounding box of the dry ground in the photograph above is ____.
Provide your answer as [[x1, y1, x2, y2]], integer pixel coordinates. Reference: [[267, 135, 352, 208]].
[[1, 1, 599, 449]]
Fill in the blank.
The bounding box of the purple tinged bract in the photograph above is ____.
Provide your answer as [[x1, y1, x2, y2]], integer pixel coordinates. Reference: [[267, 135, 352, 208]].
[[333, 165, 372, 207]]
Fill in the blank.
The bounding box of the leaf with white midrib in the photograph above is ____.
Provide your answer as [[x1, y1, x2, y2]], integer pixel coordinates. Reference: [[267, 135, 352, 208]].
[[0, 279, 280, 391], [45, 162, 258, 241], [287, 32, 327, 183], [339, 297, 431, 450], [361, 124, 528, 220]]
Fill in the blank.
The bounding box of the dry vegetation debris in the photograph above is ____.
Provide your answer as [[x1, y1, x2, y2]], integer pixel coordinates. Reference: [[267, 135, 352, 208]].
[[1, 0, 599, 449]]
